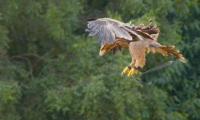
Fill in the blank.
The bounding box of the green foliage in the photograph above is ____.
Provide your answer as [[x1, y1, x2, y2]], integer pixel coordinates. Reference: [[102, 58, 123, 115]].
[[0, 0, 199, 119]]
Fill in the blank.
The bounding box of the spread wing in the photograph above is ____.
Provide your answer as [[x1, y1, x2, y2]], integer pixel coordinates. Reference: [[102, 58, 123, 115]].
[[86, 18, 160, 45], [131, 20, 160, 41], [85, 18, 133, 44]]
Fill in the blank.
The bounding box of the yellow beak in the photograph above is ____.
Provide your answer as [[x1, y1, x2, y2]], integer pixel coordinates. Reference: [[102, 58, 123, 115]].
[[99, 49, 107, 56]]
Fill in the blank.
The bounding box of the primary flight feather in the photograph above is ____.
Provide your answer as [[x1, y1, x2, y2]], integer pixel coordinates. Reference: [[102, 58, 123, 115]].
[[86, 18, 185, 76]]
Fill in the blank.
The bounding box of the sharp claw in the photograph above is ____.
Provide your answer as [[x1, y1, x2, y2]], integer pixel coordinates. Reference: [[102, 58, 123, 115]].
[[121, 66, 130, 76], [127, 68, 139, 77]]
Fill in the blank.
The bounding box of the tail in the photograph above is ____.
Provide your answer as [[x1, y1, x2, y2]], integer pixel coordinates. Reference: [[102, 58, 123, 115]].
[[159, 46, 185, 62], [147, 45, 185, 62]]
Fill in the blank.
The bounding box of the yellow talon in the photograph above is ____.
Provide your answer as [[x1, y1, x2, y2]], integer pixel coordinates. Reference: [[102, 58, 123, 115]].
[[127, 68, 139, 77], [121, 66, 131, 75]]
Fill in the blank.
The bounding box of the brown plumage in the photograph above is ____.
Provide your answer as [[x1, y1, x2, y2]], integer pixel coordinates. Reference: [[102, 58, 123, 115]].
[[86, 18, 185, 76]]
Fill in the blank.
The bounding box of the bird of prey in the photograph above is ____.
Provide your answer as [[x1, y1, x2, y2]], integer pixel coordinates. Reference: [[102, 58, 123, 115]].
[[86, 18, 185, 76]]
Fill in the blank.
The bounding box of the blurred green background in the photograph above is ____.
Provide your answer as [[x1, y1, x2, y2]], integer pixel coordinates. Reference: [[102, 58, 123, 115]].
[[0, 0, 199, 120]]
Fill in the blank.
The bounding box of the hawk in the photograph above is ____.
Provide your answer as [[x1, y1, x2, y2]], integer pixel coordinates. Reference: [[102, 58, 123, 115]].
[[86, 18, 185, 76]]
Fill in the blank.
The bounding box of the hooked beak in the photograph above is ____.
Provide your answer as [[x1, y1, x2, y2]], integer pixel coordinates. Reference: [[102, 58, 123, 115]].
[[99, 49, 107, 56]]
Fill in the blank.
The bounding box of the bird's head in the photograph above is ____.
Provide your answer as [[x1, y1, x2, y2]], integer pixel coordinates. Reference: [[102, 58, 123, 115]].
[[99, 43, 116, 56]]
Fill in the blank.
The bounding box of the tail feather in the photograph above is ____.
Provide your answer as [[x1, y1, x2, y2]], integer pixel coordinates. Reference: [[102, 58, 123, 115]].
[[159, 46, 185, 62], [146, 45, 185, 62]]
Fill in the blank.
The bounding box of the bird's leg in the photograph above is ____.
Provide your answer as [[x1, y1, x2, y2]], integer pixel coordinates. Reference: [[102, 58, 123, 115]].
[[121, 58, 139, 76], [127, 66, 139, 77], [121, 66, 139, 76], [128, 58, 139, 76], [121, 65, 131, 75]]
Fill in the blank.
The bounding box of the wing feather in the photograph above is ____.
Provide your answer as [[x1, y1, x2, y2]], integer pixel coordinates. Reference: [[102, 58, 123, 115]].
[[121, 26, 144, 40], [107, 29, 115, 44], [95, 25, 103, 43], [111, 25, 131, 39], [86, 18, 132, 44], [88, 24, 99, 36]]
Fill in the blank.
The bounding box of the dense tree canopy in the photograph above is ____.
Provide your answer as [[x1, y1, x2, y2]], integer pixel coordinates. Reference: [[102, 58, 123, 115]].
[[0, 0, 199, 120]]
